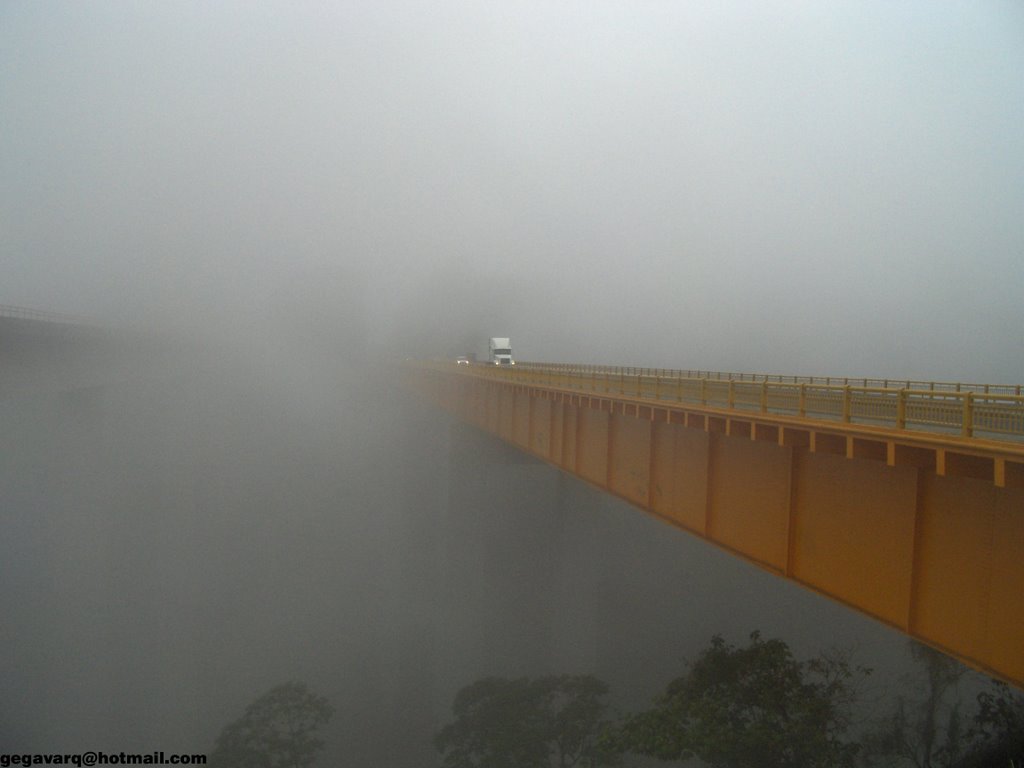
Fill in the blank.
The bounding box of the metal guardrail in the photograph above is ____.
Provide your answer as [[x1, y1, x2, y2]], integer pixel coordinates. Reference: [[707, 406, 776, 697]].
[[514, 362, 1024, 397], [447, 362, 1024, 441]]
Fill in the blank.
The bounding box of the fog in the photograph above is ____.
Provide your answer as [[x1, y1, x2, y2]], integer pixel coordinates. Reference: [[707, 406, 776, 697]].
[[4, 1, 1023, 379], [3, 345, 924, 764], [1, 2, 1022, 764]]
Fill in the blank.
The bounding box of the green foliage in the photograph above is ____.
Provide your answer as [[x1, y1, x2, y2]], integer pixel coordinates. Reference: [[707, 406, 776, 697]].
[[434, 674, 620, 768], [864, 642, 966, 768], [612, 631, 867, 768], [210, 681, 334, 768], [956, 680, 1024, 768]]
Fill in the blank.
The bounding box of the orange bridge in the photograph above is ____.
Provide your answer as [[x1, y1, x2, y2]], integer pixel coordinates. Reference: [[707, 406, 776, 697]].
[[409, 361, 1024, 688]]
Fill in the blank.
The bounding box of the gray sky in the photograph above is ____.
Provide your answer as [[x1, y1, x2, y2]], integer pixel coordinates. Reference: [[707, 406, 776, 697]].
[[3, 1, 1023, 380]]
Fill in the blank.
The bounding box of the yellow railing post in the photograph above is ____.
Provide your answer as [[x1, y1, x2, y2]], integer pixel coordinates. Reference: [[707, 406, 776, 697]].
[[843, 386, 852, 422], [963, 392, 974, 437], [760, 381, 768, 414], [799, 383, 806, 417], [897, 389, 907, 430], [701, 377, 707, 406]]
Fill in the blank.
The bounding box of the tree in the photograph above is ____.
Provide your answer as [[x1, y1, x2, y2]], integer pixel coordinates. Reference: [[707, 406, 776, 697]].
[[956, 680, 1024, 767], [210, 681, 333, 768], [865, 642, 967, 768], [537, 675, 621, 768], [434, 674, 620, 768], [612, 631, 867, 768]]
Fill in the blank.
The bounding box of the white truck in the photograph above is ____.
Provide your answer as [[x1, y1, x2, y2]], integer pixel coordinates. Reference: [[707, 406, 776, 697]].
[[488, 337, 514, 366]]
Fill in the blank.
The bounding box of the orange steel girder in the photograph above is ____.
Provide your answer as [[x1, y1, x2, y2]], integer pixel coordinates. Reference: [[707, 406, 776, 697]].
[[411, 366, 1024, 689]]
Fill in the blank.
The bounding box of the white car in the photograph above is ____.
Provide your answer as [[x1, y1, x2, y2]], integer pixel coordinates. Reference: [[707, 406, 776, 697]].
[[456, 356, 470, 365]]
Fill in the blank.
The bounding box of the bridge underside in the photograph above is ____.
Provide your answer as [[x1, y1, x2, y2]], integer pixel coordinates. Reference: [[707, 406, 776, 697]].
[[413, 368, 1024, 689]]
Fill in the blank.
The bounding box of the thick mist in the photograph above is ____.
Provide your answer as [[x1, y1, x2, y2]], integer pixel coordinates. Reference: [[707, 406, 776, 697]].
[[0, 328, 385, 749], [2, 2, 1022, 764], [3, 2, 1023, 380], [0, 325, 929, 764]]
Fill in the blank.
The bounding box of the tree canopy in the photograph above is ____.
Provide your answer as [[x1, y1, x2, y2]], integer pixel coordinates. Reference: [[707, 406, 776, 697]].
[[956, 679, 1024, 768], [612, 631, 866, 768], [434, 674, 619, 768], [210, 681, 333, 768], [864, 642, 967, 768]]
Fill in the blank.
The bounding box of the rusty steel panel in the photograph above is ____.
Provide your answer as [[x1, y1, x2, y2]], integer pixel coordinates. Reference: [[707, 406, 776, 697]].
[[650, 421, 709, 533], [791, 454, 918, 628], [707, 437, 792, 571], [609, 413, 651, 507], [513, 390, 531, 448], [576, 406, 609, 487], [530, 397, 552, 458]]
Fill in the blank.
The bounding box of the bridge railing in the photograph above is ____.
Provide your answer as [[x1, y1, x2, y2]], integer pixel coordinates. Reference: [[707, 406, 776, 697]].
[[513, 362, 1023, 397], [446, 362, 1024, 440]]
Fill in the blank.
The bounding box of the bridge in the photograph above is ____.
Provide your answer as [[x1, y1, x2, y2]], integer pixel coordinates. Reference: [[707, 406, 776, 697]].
[[409, 361, 1024, 689]]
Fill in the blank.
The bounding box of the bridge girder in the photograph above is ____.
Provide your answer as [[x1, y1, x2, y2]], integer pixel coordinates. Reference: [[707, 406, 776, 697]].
[[411, 363, 1024, 689]]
